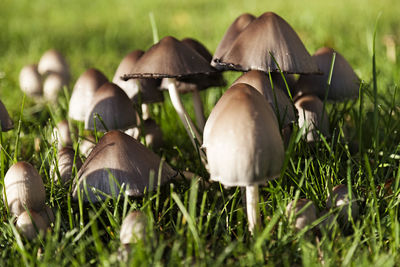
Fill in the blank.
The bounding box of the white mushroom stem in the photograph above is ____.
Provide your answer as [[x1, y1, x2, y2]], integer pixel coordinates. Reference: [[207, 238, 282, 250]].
[[141, 103, 150, 120], [246, 185, 260, 235], [192, 88, 206, 131]]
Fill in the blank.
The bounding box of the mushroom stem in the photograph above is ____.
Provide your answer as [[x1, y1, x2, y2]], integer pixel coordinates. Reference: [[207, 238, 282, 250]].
[[141, 104, 150, 120], [246, 185, 260, 235], [165, 78, 206, 160], [192, 88, 206, 131]]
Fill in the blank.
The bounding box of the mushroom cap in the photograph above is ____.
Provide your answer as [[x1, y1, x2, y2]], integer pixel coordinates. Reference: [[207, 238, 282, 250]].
[[122, 36, 215, 79], [120, 211, 147, 244], [212, 12, 319, 74], [213, 13, 256, 62], [4, 162, 46, 216], [113, 50, 163, 103], [69, 68, 108, 121], [204, 83, 284, 186], [51, 119, 72, 150], [43, 72, 67, 102], [16, 210, 48, 240], [286, 198, 317, 231], [19, 64, 43, 97], [295, 94, 330, 142], [72, 130, 177, 202], [232, 70, 296, 126], [79, 135, 96, 157], [84, 82, 137, 132], [53, 147, 82, 184], [326, 184, 359, 224], [38, 49, 70, 82], [0, 100, 13, 131], [295, 47, 360, 101], [142, 118, 163, 150]]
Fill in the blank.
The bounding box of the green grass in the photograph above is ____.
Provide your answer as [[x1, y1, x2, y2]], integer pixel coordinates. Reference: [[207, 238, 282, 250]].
[[1, 0, 400, 266]]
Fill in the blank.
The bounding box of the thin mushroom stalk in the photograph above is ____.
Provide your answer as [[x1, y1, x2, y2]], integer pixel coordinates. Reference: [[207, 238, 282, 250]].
[[192, 88, 206, 131], [246, 185, 260, 234], [164, 78, 206, 159]]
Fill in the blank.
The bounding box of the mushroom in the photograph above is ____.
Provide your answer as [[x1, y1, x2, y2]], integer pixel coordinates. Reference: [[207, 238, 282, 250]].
[[51, 119, 72, 149], [212, 12, 319, 74], [295, 47, 360, 101], [43, 72, 68, 103], [286, 198, 317, 231], [326, 184, 359, 225], [0, 99, 13, 132], [79, 134, 96, 157], [16, 210, 48, 240], [72, 130, 177, 202], [69, 68, 108, 122], [142, 118, 163, 150], [120, 211, 148, 245], [203, 83, 284, 234], [38, 49, 70, 83], [122, 36, 215, 159], [294, 94, 330, 142], [19, 64, 43, 97], [52, 147, 82, 184], [3, 162, 46, 216], [85, 82, 137, 132]]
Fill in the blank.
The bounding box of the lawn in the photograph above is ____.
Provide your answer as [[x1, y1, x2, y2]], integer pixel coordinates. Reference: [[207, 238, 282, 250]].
[[1, 0, 400, 266]]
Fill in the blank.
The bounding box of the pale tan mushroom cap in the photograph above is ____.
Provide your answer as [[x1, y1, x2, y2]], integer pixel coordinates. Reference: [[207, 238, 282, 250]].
[[120, 211, 147, 244], [19, 64, 43, 97], [16, 210, 48, 240], [38, 49, 70, 82], [4, 162, 46, 216], [286, 198, 317, 231], [204, 83, 284, 187]]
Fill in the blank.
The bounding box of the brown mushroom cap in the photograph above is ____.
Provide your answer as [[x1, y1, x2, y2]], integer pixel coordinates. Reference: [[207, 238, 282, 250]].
[[286, 198, 317, 231], [38, 49, 70, 82], [232, 70, 296, 126], [295, 47, 360, 101], [113, 50, 163, 103], [295, 94, 330, 142], [142, 118, 163, 150], [122, 36, 215, 79], [0, 100, 13, 132], [52, 119, 72, 150], [212, 12, 319, 74], [213, 13, 256, 62], [19, 64, 43, 97], [53, 147, 83, 184], [69, 68, 108, 121], [120, 211, 147, 244], [16, 210, 48, 240], [326, 184, 359, 224], [85, 82, 137, 132], [4, 162, 46, 216], [72, 130, 177, 202], [204, 83, 284, 186]]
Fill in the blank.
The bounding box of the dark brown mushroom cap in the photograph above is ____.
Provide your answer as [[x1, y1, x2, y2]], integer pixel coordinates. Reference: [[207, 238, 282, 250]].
[[213, 12, 319, 74], [69, 68, 109, 121], [0, 100, 13, 131], [295, 94, 330, 142], [204, 83, 284, 186], [85, 82, 137, 132], [213, 13, 256, 63], [232, 70, 296, 126], [122, 36, 215, 79], [295, 47, 360, 101], [72, 130, 177, 202], [113, 50, 163, 104]]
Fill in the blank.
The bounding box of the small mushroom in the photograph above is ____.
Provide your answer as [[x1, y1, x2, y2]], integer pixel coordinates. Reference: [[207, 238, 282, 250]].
[[0, 99, 13, 132], [52, 147, 82, 184], [38, 49, 70, 83], [120, 211, 148, 245], [4, 162, 46, 216], [286, 198, 317, 231], [51, 119, 72, 149], [19, 64, 43, 97], [43, 72, 68, 102], [326, 184, 359, 225], [79, 135, 96, 157], [16, 210, 48, 240]]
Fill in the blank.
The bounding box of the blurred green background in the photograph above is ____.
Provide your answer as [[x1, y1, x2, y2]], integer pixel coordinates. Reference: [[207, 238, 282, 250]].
[[0, 0, 399, 112]]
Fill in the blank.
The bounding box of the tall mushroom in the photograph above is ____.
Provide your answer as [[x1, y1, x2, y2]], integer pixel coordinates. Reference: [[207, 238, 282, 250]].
[[203, 83, 284, 234]]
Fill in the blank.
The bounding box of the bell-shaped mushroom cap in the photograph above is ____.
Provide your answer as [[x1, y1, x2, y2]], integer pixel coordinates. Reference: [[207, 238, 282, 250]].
[[213, 13, 256, 62], [79, 135, 96, 157], [53, 147, 83, 183], [213, 12, 319, 74], [286, 198, 317, 231], [122, 36, 215, 79], [295, 47, 360, 101], [295, 94, 330, 142], [120, 211, 147, 244], [204, 83, 284, 186], [38, 49, 70, 81], [69, 68, 108, 121], [142, 118, 163, 150], [72, 130, 177, 202], [326, 184, 359, 224], [232, 70, 296, 126], [19, 64, 43, 97], [0, 100, 13, 131], [16, 210, 48, 240], [85, 82, 137, 132], [43, 72, 68, 102], [113, 50, 163, 103], [52, 119, 72, 150], [3, 162, 46, 216]]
